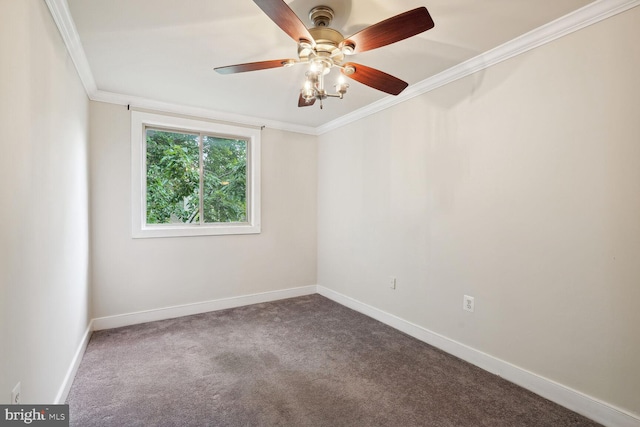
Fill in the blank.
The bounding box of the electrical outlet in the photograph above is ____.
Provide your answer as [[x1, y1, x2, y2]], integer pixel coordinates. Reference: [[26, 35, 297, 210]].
[[11, 382, 20, 405], [389, 276, 397, 290], [463, 295, 474, 312]]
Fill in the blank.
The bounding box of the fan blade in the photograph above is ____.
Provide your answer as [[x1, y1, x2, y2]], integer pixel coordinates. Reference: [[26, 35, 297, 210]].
[[343, 7, 434, 54], [253, 0, 314, 45], [214, 59, 295, 74], [298, 94, 316, 107], [342, 63, 408, 96]]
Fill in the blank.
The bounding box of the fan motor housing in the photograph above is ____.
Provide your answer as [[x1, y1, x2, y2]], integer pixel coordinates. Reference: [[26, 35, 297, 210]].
[[299, 27, 344, 61], [298, 8, 345, 64]]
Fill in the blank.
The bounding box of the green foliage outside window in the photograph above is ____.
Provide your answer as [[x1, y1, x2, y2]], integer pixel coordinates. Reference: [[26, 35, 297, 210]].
[[145, 129, 247, 225]]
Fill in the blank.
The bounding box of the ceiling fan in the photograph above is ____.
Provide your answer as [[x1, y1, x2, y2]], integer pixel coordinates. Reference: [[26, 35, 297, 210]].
[[214, 0, 435, 108]]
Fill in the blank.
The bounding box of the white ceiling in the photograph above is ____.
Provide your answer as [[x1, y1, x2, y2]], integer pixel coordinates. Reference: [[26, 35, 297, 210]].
[[66, 0, 597, 129]]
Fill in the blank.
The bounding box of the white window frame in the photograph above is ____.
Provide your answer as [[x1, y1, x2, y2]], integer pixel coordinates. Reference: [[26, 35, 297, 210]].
[[131, 111, 261, 238]]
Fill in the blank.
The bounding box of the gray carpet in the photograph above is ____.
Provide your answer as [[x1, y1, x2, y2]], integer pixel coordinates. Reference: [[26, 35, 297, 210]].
[[67, 294, 600, 426]]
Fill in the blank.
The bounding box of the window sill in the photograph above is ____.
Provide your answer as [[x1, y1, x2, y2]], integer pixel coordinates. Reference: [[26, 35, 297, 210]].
[[132, 223, 261, 239]]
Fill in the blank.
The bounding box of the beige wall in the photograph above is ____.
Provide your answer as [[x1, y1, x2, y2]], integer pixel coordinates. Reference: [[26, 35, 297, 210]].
[[0, 0, 91, 403], [89, 102, 317, 318], [317, 6, 640, 417], [2, 0, 637, 417]]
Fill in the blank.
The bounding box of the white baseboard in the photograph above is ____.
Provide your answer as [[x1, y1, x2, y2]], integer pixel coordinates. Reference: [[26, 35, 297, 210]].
[[54, 320, 93, 404], [58, 285, 639, 426], [317, 286, 640, 427], [92, 285, 318, 330]]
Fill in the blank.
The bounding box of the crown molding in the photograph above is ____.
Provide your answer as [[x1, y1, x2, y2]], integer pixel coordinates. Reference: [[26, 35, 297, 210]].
[[44, 0, 318, 135], [91, 90, 318, 135], [46, 0, 639, 136], [45, 0, 97, 95], [316, 0, 640, 135]]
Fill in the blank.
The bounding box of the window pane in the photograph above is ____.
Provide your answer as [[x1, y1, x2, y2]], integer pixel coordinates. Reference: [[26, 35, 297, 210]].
[[202, 136, 247, 223], [146, 129, 200, 224]]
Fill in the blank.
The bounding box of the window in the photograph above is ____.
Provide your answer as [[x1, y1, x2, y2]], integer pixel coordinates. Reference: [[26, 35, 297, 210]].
[[131, 111, 260, 238]]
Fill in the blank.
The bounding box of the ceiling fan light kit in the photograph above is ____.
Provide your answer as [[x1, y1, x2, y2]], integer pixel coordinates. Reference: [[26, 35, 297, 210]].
[[214, 0, 435, 109]]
